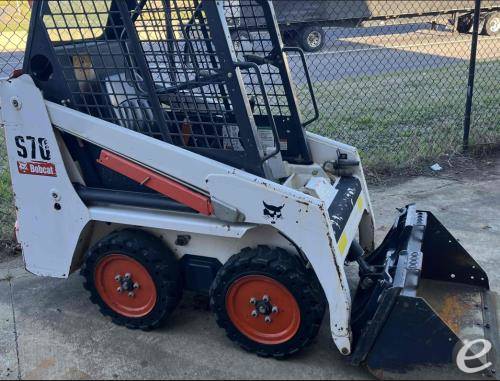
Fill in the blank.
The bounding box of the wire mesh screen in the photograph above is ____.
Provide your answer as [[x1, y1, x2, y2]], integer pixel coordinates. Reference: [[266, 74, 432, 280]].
[[134, 0, 246, 151], [41, 0, 250, 152], [0, 0, 499, 245], [225, 0, 292, 117]]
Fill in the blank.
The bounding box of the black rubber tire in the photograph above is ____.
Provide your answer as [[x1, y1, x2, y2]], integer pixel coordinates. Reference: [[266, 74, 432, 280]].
[[210, 246, 326, 359], [299, 25, 326, 53], [483, 12, 500, 36], [81, 229, 182, 330]]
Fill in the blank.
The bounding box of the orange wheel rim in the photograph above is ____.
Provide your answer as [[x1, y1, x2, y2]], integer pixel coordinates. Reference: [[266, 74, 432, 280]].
[[94, 254, 157, 318], [226, 275, 301, 345]]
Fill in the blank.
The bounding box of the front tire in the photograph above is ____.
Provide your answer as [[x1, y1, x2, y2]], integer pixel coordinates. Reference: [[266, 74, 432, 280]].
[[81, 229, 182, 330], [210, 246, 326, 358]]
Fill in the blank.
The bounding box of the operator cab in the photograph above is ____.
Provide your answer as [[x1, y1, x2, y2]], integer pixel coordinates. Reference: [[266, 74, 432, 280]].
[[25, 0, 319, 192]]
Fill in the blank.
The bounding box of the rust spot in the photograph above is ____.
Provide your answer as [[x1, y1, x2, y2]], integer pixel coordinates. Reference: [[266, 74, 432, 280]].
[[421, 283, 481, 337], [25, 358, 56, 380], [438, 295, 464, 334], [38, 358, 56, 370]]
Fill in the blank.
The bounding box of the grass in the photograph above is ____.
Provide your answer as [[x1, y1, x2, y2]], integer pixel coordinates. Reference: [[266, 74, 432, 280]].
[[0, 129, 14, 242], [299, 60, 500, 169]]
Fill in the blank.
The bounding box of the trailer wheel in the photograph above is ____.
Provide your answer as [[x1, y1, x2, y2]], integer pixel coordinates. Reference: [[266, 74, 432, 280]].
[[483, 12, 500, 36], [81, 229, 182, 330], [210, 246, 325, 358], [299, 25, 325, 52]]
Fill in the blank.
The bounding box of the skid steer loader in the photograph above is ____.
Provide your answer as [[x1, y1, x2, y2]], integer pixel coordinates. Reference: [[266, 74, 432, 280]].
[[0, 1, 498, 379]]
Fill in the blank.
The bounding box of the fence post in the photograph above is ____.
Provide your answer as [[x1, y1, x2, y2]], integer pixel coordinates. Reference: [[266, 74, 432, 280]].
[[463, 0, 482, 152]]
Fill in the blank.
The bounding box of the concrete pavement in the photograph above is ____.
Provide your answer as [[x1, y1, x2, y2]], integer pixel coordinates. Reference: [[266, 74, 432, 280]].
[[0, 158, 499, 380]]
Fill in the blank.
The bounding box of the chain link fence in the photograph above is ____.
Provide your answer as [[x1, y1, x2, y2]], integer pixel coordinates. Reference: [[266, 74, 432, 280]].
[[282, 0, 500, 168], [0, 1, 499, 246], [1, 1, 29, 248], [470, 26, 499, 147]]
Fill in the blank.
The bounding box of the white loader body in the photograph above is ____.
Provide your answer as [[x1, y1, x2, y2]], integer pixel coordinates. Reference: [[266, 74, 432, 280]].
[[0, 75, 375, 355]]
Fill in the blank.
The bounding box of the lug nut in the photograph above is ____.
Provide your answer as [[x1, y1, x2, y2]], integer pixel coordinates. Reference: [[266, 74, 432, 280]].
[[128, 292, 135, 298], [133, 283, 140, 290], [265, 316, 272, 323], [124, 273, 131, 280], [117, 287, 123, 293], [251, 310, 258, 318], [250, 298, 257, 305], [272, 306, 279, 314], [115, 275, 122, 282], [262, 295, 270, 302]]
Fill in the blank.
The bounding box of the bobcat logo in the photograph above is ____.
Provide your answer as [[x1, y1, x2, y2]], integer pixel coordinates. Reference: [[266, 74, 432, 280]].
[[263, 202, 284, 224], [18, 162, 28, 172]]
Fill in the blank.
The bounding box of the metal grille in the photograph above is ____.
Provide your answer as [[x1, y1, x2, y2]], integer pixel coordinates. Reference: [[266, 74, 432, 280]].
[[225, 0, 291, 117], [42, 0, 246, 152], [134, 0, 243, 150]]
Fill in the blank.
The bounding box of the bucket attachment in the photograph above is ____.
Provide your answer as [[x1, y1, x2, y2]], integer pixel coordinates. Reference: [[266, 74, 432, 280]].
[[351, 205, 499, 380]]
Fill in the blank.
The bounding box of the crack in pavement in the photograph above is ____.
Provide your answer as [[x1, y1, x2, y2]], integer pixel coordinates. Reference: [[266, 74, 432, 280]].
[[8, 279, 21, 381]]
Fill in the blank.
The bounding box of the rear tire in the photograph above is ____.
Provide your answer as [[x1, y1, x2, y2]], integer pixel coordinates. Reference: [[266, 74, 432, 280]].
[[299, 25, 326, 52], [81, 229, 182, 330], [483, 12, 500, 36], [210, 246, 326, 358]]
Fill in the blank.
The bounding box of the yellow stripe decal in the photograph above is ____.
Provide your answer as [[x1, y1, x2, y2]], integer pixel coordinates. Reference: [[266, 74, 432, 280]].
[[357, 196, 364, 212], [338, 233, 348, 255]]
